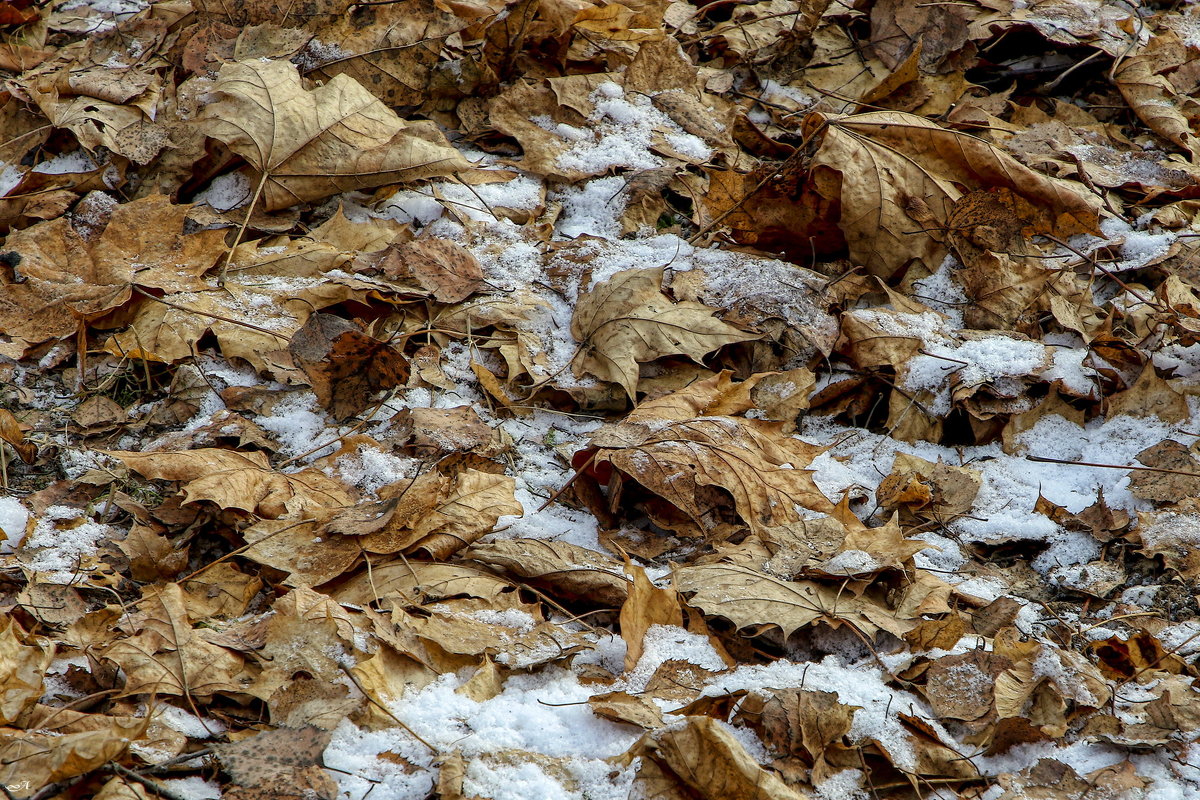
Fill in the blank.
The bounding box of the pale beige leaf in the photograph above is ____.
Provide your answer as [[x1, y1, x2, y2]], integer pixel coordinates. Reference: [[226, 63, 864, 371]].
[[465, 538, 631, 608], [675, 562, 909, 639], [199, 59, 468, 211]]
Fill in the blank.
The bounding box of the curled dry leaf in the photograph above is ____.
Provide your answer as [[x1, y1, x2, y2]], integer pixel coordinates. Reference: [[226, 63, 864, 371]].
[[577, 401, 833, 537], [199, 59, 468, 211], [105, 448, 353, 519], [628, 715, 811, 800], [465, 538, 631, 608], [400, 597, 590, 669], [571, 267, 759, 400], [801, 110, 1102, 279], [0, 712, 148, 789]]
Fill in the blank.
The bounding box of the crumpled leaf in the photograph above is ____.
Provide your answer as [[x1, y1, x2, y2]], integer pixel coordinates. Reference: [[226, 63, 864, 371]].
[[801, 110, 1103, 279], [626, 715, 809, 800], [576, 385, 833, 536], [199, 59, 468, 211], [571, 267, 759, 399]]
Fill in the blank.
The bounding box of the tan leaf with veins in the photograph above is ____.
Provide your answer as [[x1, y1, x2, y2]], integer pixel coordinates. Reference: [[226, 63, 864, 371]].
[[802, 110, 1102, 279], [628, 715, 812, 800], [465, 538, 631, 608], [675, 562, 911, 639], [0, 195, 226, 344], [102, 583, 245, 697], [105, 448, 352, 519], [572, 268, 759, 399], [199, 59, 468, 211], [581, 408, 832, 535]]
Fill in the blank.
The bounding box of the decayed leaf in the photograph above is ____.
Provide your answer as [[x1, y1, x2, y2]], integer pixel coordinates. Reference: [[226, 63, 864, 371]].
[[288, 313, 409, 420], [801, 110, 1102, 279], [105, 448, 353, 518], [389, 238, 486, 304], [199, 59, 468, 211], [571, 267, 759, 399], [214, 726, 332, 786]]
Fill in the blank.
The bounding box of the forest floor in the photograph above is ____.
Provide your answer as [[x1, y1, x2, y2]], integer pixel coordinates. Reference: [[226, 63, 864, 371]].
[[5, 0, 1200, 798]]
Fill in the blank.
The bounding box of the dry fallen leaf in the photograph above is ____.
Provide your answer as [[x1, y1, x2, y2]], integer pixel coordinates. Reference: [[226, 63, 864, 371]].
[[801, 110, 1103, 279], [572, 267, 759, 400], [199, 59, 469, 211], [104, 448, 353, 519], [288, 313, 409, 420]]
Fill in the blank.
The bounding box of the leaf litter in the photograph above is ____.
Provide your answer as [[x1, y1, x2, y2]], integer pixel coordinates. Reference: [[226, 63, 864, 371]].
[[6, 1, 1200, 799]]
